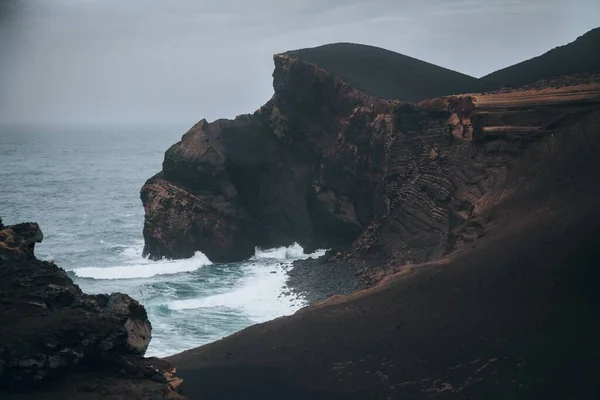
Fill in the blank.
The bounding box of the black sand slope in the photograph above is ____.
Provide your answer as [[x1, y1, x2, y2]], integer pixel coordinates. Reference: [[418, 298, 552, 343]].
[[483, 27, 600, 87], [168, 110, 600, 400], [170, 202, 600, 399], [285, 43, 492, 101]]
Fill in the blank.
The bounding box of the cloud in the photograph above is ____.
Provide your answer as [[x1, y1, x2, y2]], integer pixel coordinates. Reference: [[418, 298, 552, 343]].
[[0, 0, 598, 125]]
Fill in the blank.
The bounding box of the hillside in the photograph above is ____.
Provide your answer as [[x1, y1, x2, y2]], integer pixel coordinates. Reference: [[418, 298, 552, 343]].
[[284, 43, 492, 101], [166, 82, 600, 399], [140, 30, 600, 399], [483, 27, 600, 87]]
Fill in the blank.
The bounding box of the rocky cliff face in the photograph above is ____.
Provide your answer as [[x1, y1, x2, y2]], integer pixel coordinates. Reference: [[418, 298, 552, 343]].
[[166, 84, 600, 399], [142, 54, 392, 262], [141, 54, 600, 274], [344, 80, 600, 277], [0, 220, 185, 399]]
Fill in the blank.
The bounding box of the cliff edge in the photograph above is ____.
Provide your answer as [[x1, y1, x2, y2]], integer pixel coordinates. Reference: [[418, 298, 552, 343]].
[[136, 33, 600, 399], [141, 47, 600, 275], [141, 53, 392, 262], [164, 78, 600, 399]]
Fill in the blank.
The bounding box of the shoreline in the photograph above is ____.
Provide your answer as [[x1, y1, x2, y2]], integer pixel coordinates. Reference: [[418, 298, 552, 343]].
[[285, 255, 367, 305]]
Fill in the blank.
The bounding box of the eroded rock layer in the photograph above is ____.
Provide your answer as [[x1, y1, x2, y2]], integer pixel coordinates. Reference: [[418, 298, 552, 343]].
[[347, 82, 600, 276], [141, 54, 600, 273], [168, 95, 600, 400], [142, 54, 392, 262]]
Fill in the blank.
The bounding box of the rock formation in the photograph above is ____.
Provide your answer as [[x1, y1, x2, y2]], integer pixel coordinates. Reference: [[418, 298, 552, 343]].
[[343, 77, 600, 277], [0, 221, 185, 399], [141, 47, 600, 273], [142, 53, 393, 262], [163, 76, 600, 400]]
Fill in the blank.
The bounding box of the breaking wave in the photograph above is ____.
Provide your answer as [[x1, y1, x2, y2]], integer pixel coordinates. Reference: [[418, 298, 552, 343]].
[[167, 243, 325, 321], [252, 242, 326, 261], [72, 251, 212, 280]]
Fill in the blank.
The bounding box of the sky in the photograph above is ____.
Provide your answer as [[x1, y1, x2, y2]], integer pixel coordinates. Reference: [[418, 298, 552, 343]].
[[0, 0, 598, 125]]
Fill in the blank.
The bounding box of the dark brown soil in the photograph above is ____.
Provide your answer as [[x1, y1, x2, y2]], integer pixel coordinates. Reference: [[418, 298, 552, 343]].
[[169, 189, 600, 399], [167, 106, 600, 399]]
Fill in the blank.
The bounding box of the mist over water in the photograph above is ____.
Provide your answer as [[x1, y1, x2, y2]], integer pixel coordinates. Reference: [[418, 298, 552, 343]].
[[1, 0, 599, 126]]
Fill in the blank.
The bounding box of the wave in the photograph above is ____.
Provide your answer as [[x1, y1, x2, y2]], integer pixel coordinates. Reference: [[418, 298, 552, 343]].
[[167, 263, 303, 321], [252, 242, 326, 261], [119, 242, 146, 260], [72, 251, 212, 280], [167, 243, 325, 321]]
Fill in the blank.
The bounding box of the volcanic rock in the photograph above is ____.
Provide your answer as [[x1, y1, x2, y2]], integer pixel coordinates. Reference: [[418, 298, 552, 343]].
[[166, 81, 600, 400], [0, 221, 185, 399], [141, 45, 600, 272], [141, 53, 391, 262]]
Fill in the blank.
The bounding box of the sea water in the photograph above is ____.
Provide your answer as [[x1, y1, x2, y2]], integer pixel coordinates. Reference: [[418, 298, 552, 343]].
[[0, 124, 323, 357]]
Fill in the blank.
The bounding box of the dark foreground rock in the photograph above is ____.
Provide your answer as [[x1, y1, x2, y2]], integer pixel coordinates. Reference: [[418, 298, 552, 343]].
[[0, 221, 186, 399]]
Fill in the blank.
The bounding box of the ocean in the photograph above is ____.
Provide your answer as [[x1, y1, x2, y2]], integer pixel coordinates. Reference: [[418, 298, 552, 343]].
[[0, 124, 323, 357]]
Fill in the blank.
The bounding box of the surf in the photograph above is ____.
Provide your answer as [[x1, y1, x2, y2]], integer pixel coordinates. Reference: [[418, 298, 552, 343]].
[[72, 250, 212, 280]]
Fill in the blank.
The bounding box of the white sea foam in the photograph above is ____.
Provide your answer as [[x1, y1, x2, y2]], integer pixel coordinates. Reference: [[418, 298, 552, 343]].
[[252, 242, 326, 261], [75, 242, 326, 358], [167, 243, 326, 321], [167, 262, 302, 320], [119, 241, 145, 260], [72, 251, 212, 280]]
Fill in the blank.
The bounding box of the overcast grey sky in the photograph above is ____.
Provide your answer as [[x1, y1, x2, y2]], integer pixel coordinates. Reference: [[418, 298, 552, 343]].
[[0, 0, 598, 125]]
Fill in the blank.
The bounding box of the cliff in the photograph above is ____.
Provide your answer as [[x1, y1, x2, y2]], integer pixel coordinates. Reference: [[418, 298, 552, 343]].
[[0, 219, 185, 399], [142, 53, 393, 262], [343, 77, 600, 277], [166, 80, 600, 399], [141, 50, 600, 274]]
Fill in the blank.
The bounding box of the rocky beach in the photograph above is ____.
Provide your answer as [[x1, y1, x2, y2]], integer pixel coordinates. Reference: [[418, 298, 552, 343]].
[[2, 19, 600, 400]]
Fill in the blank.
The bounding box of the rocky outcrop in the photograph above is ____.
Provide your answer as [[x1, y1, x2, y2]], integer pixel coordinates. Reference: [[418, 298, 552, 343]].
[[141, 52, 600, 273], [142, 54, 392, 262], [166, 93, 600, 400], [0, 221, 185, 399], [343, 81, 600, 277]]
